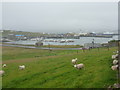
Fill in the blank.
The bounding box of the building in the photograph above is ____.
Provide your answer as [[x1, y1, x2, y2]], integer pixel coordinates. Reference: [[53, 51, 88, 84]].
[[35, 41, 43, 46], [15, 35, 26, 40], [79, 32, 88, 36]]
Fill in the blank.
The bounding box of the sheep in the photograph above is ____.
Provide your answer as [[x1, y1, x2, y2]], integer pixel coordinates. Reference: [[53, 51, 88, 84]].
[[3, 64, 6, 67], [113, 60, 118, 65], [111, 65, 118, 71], [113, 83, 120, 88], [112, 54, 118, 59], [71, 58, 78, 64], [112, 55, 116, 59], [19, 65, 25, 70], [74, 63, 84, 70], [0, 70, 5, 76]]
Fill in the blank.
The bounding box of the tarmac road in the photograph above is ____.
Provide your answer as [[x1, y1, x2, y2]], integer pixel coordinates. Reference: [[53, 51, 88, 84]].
[[1, 44, 83, 50]]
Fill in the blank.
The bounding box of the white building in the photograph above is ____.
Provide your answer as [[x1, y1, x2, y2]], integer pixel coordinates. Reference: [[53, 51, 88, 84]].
[[79, 33, 87, 35]]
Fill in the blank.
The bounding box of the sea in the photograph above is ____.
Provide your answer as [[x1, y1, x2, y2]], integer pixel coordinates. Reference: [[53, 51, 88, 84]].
[[5, 36, 118, 46]]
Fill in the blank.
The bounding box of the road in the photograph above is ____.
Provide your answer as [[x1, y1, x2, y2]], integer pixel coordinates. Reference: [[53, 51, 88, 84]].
[[1, 44, 83, 50]]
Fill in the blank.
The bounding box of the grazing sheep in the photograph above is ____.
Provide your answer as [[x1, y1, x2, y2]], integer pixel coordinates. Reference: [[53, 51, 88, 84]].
[[113, 83, 120, 88], [3, 64, 6, 67], [19, 65, 25, 70], [71, 58, 78, 64], [111, 65, 118, 71], [112, 55, 116, 59], [113, 60, 118, 65], [74, 63, 84, 70], [0, 70, 5, 76], [112, 54, 118, 59]]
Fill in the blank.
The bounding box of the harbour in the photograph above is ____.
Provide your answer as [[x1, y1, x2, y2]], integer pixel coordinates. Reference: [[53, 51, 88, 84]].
[[4, 35, 118, 46]]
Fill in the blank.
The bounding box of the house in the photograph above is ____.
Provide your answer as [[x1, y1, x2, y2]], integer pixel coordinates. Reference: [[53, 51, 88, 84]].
[[35, 41, 43, 46]]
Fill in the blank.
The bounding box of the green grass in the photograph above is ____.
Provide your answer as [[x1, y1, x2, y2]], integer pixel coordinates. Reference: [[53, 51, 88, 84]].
[[2, 46, 78, 61], [2, 46, 118, 88]]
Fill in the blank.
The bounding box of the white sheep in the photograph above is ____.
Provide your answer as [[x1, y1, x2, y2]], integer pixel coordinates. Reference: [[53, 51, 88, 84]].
[[112, 55, 116, 59], [72, 58, 78, 64], [0, 70, 5, 76], [19, 65, 25, 70], [74, 63, 84, 70], [112, 54, 118, 59], [3, 64, 6, 67], [111, 65, 118, 71], [113, 83, 120, 88], [113, 60, 118, 65]]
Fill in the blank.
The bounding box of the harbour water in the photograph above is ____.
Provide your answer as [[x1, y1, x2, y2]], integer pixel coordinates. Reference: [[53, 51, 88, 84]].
[[5, 36, 118, 46]]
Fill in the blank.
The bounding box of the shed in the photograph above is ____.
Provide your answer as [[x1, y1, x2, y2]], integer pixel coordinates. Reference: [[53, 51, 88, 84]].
[[35, 41, 43, 46]]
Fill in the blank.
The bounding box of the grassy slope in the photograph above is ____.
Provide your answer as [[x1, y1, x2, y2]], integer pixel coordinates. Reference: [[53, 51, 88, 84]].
[[2, 46, 77, 61], [2, 46, 118, 88], [39, 45, 83, 48]]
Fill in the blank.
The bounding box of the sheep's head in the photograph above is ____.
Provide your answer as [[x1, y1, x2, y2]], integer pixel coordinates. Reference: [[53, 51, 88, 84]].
[[75, 58, 77, 60], [3, 64, 6, 67], [74, 65, 77, 67], [111, 65, 118, 71]]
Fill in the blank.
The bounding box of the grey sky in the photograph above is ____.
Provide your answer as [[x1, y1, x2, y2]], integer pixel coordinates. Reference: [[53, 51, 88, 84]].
[[2, 2, 118, 33], [0, 2, 2, 31]]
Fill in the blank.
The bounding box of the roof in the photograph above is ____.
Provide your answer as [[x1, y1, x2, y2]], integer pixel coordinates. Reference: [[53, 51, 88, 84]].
[[15, 35, 24, 36]]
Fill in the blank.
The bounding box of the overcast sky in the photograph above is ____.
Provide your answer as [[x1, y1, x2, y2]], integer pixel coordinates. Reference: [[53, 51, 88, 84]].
[[2, 2, 118, 33]]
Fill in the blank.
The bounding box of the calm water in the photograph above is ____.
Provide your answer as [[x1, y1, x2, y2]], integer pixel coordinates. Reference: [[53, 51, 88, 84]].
[[6, 36, 118, 46]]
